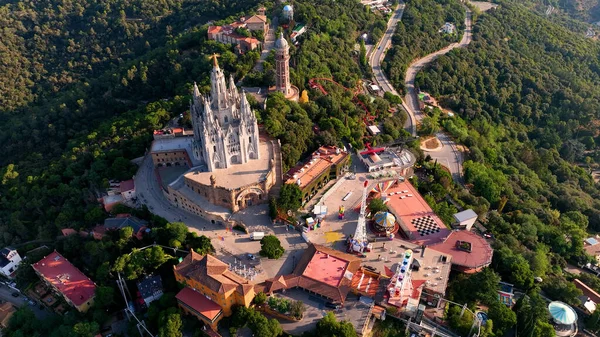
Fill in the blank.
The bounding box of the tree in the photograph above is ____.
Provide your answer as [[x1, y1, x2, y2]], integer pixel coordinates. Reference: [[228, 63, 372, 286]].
[[368, 198, 387, 214], [383, 92, 402, 104], [259, 235, 285, 259], [187, 233, 214, 255], [113, 246, 170, 280], [158, 308, 183, 337], [269, 197, 279, 220], [278, 184, 302, 213], [72, 322, 100, 337], [316, 312, 358, 337], [290, 300, 305, 319], [94, 286, 115, 309], [254, 292, 267, 305], [486, 301, 516, 336]]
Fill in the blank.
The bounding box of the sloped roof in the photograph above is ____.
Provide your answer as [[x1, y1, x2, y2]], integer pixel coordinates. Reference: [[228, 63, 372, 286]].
[[104, 216, 148, 233], [453, 209, 478, 222], [120, 179, 135, 193], [174, 251, 254, 296], [291, 244, 362, 303], [137, 275, 163, 300], [245, 15, 267, 23], [61, 229, 78, 237], [32, 251, 96, 307], [176, 287, 222, 321]]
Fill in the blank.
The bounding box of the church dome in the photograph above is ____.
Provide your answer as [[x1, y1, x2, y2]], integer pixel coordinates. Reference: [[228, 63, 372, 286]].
[[275, 33, 289, 49], [283, 5, 292, 11]]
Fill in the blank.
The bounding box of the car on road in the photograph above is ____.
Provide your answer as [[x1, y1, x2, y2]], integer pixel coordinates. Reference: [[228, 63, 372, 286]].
[[11, 292, 19, 297], [378, 46, 381, 49]]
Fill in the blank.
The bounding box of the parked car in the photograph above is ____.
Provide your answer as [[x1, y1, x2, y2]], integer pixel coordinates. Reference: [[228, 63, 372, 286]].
[[11, 292, 19, 297], [325, 302, 341, 310], [247, 253, 256, 260]]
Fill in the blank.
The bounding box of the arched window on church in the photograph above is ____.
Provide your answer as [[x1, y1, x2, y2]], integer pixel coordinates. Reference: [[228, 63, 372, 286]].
[[249, 136, 252, 144], [213, 146, 217, 152], [224, 116, 229, 123]]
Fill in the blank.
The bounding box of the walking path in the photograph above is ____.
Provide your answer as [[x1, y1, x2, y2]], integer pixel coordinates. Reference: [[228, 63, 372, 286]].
[[253, 16, 278, 72]]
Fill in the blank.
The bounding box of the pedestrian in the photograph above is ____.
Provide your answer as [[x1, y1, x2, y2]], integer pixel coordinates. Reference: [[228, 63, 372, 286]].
[[383, 242, 386, 249]]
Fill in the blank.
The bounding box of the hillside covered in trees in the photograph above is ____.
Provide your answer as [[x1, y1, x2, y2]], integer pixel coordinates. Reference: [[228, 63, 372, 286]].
[[383, 0, 465, 94], [414, 0, 600, 333]]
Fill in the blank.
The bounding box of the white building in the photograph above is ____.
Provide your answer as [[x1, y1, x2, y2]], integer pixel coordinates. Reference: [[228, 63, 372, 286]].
[[191, 55, 260, 172], [452, 209, 478, 231], [0, 248, 22, 278], [440, 22, 456, 34]]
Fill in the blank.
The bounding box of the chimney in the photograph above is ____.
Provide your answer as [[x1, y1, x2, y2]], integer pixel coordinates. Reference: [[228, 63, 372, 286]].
[[421, 245, 426, 257]]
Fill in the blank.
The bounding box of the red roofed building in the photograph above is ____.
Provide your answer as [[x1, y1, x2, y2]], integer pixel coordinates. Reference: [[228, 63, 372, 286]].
[[260, 244, 362, 304], [32, 251, 96, 313], [574, 279, 600, 304], [207, 23, 262, 53], [176, 287, 223, 330], [430, 230, 493, 273], [284, 146, 350, 205]]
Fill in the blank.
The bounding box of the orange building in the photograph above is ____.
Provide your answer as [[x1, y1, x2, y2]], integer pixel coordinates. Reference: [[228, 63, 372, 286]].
[[173, 251, 255, 328], [285, 146, 350, 204]]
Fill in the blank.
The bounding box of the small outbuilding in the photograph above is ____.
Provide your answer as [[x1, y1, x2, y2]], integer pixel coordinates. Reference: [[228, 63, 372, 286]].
[[452, 209, 478, 231]]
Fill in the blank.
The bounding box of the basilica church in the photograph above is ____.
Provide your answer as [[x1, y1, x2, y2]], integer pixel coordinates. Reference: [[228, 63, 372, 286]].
[[191, 55, 261, 172]]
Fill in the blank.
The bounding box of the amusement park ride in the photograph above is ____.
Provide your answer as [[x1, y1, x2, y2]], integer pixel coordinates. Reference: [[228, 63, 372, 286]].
[[347, 180, 373, 254], [387, 249, 414, 304], [308, 78, 378, 126]]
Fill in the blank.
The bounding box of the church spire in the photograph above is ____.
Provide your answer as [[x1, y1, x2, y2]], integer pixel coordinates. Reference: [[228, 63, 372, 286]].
[[192, 82, 201, 103], [229, 75, 239, 105], [240, 90, 255, 122]]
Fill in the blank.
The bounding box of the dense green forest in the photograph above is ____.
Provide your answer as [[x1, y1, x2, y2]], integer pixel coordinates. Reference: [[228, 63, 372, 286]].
[[383, 0, 465, 94], [411, 0, 600, 334], [0, 0, 260, 113]]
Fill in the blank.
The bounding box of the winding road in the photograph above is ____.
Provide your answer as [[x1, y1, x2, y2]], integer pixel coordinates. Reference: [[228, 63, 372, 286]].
[[370, 3, 471, 183], [404, 8, 472, 130]]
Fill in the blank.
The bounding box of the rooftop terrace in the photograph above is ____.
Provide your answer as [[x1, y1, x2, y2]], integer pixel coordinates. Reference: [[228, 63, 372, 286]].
[[377, 180, 450, 246]]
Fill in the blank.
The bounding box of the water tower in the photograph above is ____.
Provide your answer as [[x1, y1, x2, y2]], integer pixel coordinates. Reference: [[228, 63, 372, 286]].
[[282, 4, 294, 21]]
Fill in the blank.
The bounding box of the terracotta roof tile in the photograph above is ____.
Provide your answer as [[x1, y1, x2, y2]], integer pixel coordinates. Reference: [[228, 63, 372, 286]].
[[176, 287, 222, 321], [175, 252, 254, 296]]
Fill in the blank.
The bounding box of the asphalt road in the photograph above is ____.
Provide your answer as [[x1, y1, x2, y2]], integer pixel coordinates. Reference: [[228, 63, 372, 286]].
[[369, 3, 405, 96], [368, 4, 471, 184], [404, 8, 473, 132], [134, 155, 221, 232], [0, 283, 50, 320]]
